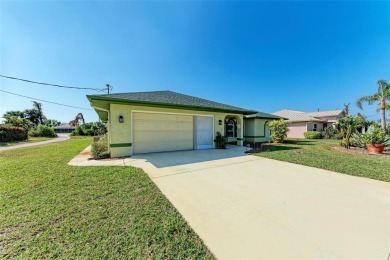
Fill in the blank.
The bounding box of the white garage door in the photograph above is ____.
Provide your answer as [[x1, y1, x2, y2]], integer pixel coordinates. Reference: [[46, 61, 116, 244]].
[[194, 116, 214, 149], [133, 112, 194, 154]]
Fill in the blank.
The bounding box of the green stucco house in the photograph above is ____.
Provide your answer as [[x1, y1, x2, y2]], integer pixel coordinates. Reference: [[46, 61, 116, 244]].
[[87, 91, 282, 157]]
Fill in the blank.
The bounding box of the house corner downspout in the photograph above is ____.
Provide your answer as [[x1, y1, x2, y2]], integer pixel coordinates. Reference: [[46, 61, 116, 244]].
[[92, 106, 111, 154]]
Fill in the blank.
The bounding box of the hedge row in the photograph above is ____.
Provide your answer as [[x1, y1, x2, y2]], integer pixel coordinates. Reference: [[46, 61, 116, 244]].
[[0, 125, 28, 142], [304, 131, 322, 139]]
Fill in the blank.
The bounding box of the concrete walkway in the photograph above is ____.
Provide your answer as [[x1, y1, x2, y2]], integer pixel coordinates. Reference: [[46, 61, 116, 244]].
[[69, 147, 390, 259], [0, 134, 70, 152]]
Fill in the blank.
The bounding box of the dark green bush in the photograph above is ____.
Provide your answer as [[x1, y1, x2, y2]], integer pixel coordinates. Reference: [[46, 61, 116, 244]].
[[29, 125, 57, 137], [0, 125, 28, 142], [214, 132, 228, 149], [304, 131, 322, 139], [91, 138, 109, 159]]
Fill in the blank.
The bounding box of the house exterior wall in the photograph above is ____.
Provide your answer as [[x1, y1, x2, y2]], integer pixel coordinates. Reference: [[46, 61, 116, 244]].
[[108, 103, 244, 157], [287, 122, 308, 138], [243, 118, 272, 143]]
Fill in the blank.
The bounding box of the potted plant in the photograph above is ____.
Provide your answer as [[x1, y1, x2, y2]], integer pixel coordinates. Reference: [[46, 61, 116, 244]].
[[361, 124, 389, 154]]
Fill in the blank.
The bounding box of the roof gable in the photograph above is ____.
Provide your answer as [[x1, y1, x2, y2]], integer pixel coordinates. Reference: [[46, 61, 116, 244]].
[[245, 112, 286, 120]]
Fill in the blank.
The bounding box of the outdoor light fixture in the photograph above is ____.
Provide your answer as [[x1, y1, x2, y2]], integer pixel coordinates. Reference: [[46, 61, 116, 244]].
[[119, 115, 124, 123], [218, 120, 223, 125]]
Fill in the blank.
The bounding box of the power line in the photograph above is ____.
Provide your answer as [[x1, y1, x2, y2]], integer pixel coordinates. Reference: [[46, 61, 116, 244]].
[[0, 75, 107, 92], [0, 89, 93, 110]]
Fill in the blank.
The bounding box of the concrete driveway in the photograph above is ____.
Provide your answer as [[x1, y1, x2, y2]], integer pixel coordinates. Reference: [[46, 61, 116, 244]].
[[128, 147, 390, 259]]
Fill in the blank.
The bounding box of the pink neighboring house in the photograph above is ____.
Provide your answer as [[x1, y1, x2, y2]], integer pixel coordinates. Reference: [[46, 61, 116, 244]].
[[272, 109, 346, 138]]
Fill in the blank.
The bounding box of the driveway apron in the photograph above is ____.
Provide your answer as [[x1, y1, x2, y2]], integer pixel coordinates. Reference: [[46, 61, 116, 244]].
[[127, 147, 389, 259]]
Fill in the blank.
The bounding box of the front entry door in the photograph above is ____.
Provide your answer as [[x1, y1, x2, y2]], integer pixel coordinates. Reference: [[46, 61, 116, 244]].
[[194, 116, 214, 149]]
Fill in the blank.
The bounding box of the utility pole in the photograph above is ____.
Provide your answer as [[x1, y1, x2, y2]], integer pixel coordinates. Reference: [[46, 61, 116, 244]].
[[344, 103, 350, 115], [106, 84, 112, 94]]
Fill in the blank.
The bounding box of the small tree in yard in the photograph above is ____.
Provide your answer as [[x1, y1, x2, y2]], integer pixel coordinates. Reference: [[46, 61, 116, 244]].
[[336, 115, 365, 149], [268, 119, 289, 143]]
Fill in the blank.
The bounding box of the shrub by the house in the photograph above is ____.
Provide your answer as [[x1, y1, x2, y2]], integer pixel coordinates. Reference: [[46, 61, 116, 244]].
[[29, 125, 57, 137], [304, 131, 322, 139], [268, 119, 289, 143], [0, 125, 28, 142], [91, 137, 109, 159], [321, 126, 339, 139]]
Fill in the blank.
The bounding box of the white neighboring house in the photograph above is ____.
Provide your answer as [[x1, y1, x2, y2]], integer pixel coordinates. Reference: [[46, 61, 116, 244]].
[[272, 109, 346, 138]]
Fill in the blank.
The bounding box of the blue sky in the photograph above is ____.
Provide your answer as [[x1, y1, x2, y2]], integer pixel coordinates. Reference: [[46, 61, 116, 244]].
[[1, 1, 389, 123]]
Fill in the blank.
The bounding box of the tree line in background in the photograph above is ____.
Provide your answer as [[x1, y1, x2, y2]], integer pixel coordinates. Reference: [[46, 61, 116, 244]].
[[1, 101, 106, 142], [1, 101, 57, 140]]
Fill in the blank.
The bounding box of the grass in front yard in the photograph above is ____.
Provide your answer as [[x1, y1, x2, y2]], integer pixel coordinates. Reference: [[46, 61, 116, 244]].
[[0, 137, 54, 147], [0, 137, 213, 259], [255, 139, 390, 182]]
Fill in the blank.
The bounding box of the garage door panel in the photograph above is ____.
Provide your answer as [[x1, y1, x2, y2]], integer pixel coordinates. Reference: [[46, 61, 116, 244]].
[[133, 113, 194, 154], [194, 116, 214, 149]]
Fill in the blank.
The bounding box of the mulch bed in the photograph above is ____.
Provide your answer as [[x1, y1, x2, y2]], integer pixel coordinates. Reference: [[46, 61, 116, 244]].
[[331, 146, 390, 157]]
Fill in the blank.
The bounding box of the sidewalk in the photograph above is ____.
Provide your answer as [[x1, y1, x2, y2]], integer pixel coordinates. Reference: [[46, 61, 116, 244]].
[[0, 134, 70, 152]]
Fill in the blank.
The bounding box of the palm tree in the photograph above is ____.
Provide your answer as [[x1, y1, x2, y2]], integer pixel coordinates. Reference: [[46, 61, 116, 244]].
[[356, 80, 390, 129], [24, 108, 40, 127], [32, 101, 46, 124]]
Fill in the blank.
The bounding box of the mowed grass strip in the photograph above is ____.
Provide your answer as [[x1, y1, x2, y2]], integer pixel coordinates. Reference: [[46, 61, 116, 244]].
[[0, 137, 214, 259], [255, 139, 390, 182]]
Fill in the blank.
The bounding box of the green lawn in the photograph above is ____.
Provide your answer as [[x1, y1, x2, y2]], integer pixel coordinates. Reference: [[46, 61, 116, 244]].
[[0, 137, 213, 259], [255, 139, 390, 182], [0, 137, 54, 147]]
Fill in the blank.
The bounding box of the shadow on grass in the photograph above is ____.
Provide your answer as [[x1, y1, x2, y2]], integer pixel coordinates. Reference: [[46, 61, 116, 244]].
[[284, 139, 316, 145], [0, 141, 25, 147], [260, 145, 301, 152]]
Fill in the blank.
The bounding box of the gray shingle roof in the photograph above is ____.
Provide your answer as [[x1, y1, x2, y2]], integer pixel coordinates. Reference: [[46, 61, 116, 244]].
[[87, 90, 257, 114], [245, 112, 286, 120]]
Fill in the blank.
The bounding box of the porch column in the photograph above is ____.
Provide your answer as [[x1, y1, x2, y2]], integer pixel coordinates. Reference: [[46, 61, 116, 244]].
[[237, 115, 244, 146]]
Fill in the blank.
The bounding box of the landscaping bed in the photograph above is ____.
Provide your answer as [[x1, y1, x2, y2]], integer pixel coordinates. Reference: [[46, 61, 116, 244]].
[[330, 146, 390, 157], [0, 137, 213, 259]]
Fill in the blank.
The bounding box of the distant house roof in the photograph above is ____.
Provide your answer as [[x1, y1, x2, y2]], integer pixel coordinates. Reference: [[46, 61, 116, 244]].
[[87, 90, 257, 115], [272, 109, 344, 123], [306, 109, 345, 117], [53, 123, 75, 129], [245, 112, 286, 120]]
